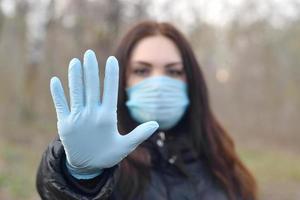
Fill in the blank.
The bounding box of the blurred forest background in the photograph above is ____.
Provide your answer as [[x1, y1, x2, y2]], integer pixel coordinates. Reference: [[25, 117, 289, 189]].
[[0, 0, 299, 199]]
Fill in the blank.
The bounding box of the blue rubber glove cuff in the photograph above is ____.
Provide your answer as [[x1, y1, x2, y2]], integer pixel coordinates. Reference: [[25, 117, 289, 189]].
[[66, 160, 103, 179]]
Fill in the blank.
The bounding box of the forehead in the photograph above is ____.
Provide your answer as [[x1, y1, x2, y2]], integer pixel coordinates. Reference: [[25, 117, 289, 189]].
[[130, 35, 182, 63]]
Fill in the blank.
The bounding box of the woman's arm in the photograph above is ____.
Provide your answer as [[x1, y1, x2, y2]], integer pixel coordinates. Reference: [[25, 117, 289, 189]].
[[36, 50, 158, 199], [36, 137, 119, 200]]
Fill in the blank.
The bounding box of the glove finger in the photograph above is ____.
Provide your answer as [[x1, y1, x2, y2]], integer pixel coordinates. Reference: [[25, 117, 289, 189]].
[[83, 50, 100, 106], [123, 121, 159, 149], [50, 77, 70, 120], [102, 56, 119, 111], [68, 58, 84, 113]]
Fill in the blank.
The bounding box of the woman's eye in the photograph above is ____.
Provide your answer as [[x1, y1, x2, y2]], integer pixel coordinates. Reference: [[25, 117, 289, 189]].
[[132, 68, 150, 76], [167, 69, 183, 77]]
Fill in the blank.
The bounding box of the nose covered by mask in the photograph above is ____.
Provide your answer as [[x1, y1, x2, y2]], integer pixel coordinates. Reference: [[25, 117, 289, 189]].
[[126, 76, 190, 130]]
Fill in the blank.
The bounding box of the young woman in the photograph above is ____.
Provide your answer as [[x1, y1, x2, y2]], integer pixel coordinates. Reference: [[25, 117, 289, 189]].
[[36, 21, 257, 200]]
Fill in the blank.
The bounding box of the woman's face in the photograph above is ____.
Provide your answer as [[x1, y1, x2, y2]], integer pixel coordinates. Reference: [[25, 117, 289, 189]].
[[126, 35, 186, 88]]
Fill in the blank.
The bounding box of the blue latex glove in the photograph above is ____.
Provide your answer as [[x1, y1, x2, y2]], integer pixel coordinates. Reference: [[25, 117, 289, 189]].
[[50, 50, 159, 179]]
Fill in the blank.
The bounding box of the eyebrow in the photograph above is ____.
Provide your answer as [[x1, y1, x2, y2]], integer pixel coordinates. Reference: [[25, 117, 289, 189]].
[[131, 61, 183, 68], [131, 61, 151, 67]]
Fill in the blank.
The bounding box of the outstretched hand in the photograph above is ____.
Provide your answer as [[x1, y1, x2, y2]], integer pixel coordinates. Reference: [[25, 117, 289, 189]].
[[50, 50, 159, 179]]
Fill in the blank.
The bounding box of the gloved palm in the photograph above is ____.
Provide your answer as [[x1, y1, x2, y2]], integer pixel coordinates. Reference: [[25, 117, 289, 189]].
[[50, 50, 159, 179]]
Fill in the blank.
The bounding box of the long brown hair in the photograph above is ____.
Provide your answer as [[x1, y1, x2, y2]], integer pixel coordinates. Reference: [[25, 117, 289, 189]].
[[114, 21, 257, 200]]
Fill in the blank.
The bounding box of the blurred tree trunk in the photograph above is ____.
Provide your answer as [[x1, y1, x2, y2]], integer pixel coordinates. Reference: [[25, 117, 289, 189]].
[[0, 0, 4, 39], [21, 0, 53, 121]]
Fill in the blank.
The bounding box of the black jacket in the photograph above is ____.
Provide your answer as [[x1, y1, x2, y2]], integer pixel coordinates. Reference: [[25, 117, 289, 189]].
[[36, 130, 230, 200]]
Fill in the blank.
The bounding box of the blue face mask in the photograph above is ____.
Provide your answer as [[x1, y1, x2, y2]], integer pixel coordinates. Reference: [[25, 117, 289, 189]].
[[126, 76, 190, 130]]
